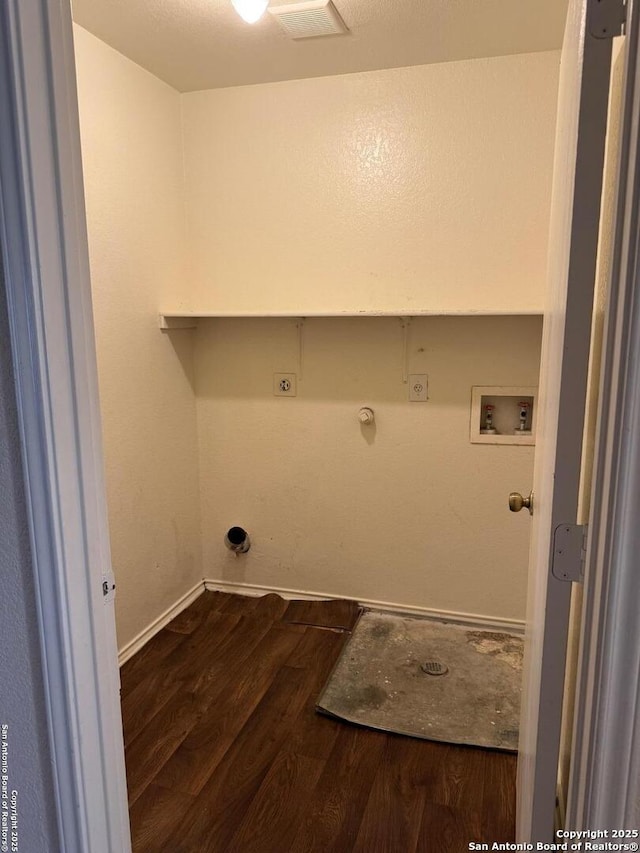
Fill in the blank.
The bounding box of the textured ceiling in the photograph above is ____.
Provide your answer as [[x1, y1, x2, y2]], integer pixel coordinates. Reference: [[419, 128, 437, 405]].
[[71, 0, 568, 92]]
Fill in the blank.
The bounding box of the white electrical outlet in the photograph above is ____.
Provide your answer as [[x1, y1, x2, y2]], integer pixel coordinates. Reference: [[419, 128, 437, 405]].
[[409, 374, 428, 402], [273, 373, 297, 397]]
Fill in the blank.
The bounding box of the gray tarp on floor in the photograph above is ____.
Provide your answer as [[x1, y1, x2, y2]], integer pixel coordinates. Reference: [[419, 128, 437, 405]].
[[317, 611, 523, 751]]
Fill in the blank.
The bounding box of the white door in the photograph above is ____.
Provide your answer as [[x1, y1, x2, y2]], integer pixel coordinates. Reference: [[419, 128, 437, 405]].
[[517, 0, 626, 841]]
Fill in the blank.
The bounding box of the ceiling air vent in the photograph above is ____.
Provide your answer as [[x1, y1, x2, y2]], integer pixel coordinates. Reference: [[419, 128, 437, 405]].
[[268, 0, 348, 39]]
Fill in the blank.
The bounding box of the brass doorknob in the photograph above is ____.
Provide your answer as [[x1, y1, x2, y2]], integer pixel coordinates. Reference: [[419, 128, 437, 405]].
[[509, 491, 533, 515]]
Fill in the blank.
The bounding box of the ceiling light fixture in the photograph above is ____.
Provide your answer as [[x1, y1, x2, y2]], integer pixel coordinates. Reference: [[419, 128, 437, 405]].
[[231, 0, 269, 23]]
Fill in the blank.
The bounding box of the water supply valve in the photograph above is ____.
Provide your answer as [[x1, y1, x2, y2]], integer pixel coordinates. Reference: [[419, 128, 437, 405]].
[[358, 407, 375, 425]]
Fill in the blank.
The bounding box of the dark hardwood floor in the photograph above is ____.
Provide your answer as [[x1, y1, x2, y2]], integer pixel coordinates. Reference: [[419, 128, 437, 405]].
[[121, 591, 516, 852]]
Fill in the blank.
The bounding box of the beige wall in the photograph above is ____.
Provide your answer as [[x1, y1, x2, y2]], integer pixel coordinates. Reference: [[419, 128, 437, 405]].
[[181, 52, 560, 316], [195, 315, 542, 622], [74, 26, 203, 648]]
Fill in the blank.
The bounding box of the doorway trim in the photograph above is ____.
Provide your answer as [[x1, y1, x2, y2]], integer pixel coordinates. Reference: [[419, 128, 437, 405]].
[[0, 0, 131, 850], [568, 8, 640, 828]]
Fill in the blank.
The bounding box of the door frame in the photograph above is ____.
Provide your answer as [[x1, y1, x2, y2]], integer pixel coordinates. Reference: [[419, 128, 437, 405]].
[[1, 0, 640, 847], [516, 0, 617, 839], [0, 0, 131, 850], [568, 2, 640, 828]]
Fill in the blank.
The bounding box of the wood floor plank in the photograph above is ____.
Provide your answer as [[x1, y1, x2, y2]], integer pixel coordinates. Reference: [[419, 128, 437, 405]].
[[418, 802, 479, 853], [285, 620, 348, 671], [288, 724, 387, 853], [214, 591, 288, 619], [162, 611, 245, 689], [122, 611, 243, 746], [201, 590, 239, 612], [481, 752, 517, 842], [121, 604, 237, 701], [222, 632, 356, 852], [119, 628, 187, 696], [162, 665, 314, 852], [129, 783, 196, 853], [214, 592, 261, 616], [283, 598, 362, 630], [432, 744, 487, 812], [164, 591, 219, 635], [125, 686, 210, 806], [253, 592, 290, 620], [416, 745, 487, 851], [125, 613, 251, 803], [285, 629, 346, 761], [352, 734, 431, 853], [226, 751, 326, 853], [154, 620, 306, 795], [121, 670, 186, 747], [124, 612, 241, 733]]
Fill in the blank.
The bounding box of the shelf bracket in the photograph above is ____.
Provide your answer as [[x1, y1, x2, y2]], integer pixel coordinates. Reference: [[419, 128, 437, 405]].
[[400, 317, 412, 383], [296, 318, 305, 381]]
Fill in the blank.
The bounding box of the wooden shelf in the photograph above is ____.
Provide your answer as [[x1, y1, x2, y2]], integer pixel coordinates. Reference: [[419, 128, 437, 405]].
[[159, 309, 542, 330]]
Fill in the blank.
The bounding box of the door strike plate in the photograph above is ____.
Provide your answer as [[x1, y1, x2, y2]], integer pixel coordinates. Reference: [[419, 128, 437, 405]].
[[551, 524, 588, 583], [102, 571, 116, 604]]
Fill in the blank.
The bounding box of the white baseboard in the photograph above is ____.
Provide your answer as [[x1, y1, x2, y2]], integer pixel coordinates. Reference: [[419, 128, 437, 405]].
[[203, 578, 525, 633], [118, 580, 206, 666], [119, 577, 525, 667]]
